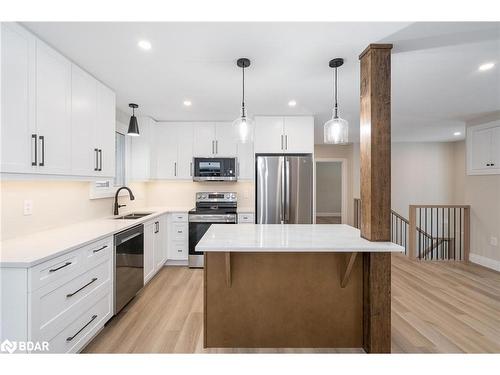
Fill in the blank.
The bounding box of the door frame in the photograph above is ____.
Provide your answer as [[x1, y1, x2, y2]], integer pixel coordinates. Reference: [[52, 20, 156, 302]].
[[314, 158, 348, 224]]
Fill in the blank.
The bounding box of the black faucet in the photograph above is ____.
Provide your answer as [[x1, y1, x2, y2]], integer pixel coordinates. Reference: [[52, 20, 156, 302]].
[[114, 186, 135, 216]]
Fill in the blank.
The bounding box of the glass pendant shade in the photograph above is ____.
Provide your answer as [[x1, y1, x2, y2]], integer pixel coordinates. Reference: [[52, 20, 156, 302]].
[[127, 115, 140, 136], [324, 113, 348, 144], [232, 108, 254, 144]]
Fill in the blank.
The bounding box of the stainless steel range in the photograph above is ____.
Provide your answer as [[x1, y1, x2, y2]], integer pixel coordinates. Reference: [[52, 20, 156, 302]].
[[188, 192, 237, 268]]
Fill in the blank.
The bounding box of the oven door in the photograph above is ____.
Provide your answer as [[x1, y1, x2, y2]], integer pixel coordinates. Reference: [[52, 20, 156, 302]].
[[188, 214, 236, 256]]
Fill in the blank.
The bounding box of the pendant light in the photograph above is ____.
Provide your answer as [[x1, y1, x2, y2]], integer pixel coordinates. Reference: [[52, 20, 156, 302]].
[[232, 58, 254, 144], [324, 58, 348, 144], [127, 103, 140, 137]]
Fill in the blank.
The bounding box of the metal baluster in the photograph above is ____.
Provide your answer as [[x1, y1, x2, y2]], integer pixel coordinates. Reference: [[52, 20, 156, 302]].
[[453, 207, 456, 260], [459, 207, 462, 261]]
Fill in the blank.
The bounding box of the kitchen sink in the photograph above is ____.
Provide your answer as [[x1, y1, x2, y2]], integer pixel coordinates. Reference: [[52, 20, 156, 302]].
[[114, 212, 153, 220]]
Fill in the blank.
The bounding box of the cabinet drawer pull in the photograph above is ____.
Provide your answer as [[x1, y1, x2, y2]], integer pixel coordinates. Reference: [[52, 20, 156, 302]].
[[177, 249, 182, 252], [66, 314, 97, 342], [66, 278, 98, 298], [32, 134, 37, 166], [49, 262, 72, 273], [93, 245, 108, 253], [177, 230, 183, 233]]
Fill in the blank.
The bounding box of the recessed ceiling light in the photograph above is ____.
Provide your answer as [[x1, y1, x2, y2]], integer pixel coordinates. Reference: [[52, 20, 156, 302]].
[[183, 100, 192, 107], [478, 62, 494, 71], [454, 132, 461, 136], [138, 40, 152, 51], [288, 100, 297, 107]]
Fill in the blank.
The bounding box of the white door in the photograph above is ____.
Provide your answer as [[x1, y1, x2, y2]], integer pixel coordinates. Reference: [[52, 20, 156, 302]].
[[193, 122, 216, 156], [283, 116, 314, 153], [470, 127, 492, 171], [1, 23, 37, 174], [71, 64, 97, 176], [215, 122, 238, 156], [144, 221, 156, 284], [254, 116, 284, 153], [35, 41, 72, 175], [237, 141, 254, 180], [96, 83, 116, 177], [176, 124, 194, 179], [154, 124, 178, 179]]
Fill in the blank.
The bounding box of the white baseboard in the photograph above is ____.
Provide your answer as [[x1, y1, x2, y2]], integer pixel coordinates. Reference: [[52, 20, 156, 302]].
[[469, 253, 500, 272], [164, 259, 188, 267], [316, 212, 341, 217]]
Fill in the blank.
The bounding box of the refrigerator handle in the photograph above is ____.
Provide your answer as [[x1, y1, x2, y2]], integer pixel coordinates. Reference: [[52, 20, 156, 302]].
[[280, 159, 285, 224], [285, 158, 290, 223]]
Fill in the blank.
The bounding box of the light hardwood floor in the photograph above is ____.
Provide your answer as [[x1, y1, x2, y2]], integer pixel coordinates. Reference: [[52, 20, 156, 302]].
[[83, 254, 500, 353]]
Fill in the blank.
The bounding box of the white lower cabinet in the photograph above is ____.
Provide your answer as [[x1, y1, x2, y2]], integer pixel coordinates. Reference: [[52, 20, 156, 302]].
[[238, 212, 255, 223], [0, 236, 113, 353], [167, 212, 189, 261], [144, 214, 168, 284]]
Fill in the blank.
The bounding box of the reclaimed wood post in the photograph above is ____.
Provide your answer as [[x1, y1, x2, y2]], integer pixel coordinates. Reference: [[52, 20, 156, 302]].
[[359, 43, 393, 354]]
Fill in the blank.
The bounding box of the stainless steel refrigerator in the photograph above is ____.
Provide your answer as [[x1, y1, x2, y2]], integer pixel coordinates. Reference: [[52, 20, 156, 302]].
[[256, 154, 313, 224]]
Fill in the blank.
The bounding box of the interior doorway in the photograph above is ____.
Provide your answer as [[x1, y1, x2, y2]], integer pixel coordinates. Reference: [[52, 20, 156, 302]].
[[315, 159, 347, 224]]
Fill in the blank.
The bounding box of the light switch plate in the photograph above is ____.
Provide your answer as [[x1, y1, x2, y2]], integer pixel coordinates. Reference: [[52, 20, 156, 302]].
[[23, 200, 33, 216], [490, 236, 498, 247]]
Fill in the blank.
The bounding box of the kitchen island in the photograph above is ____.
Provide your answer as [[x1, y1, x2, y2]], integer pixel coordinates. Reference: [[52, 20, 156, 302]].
[[197, 224, 404, 353]]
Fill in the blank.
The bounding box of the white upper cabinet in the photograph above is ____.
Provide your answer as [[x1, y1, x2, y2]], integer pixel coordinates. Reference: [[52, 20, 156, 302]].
[[467, 121, 500, 175], [71, 65, 97, 175], [176, 124, 194, 179], [254, 116, 284, 153], [237, 141, 254, 180], [1, 23, 116, 178], [283, 116, 314, 153], [154, 124, 178, 179], [215, 122, 238, 156], [35, 40, 72, 175], [96, 83, 116, 177], [130, 117, 153, 181], [1, 23, 37, 174], [193, 122, 215, 156], [254, 116, 314, 154]]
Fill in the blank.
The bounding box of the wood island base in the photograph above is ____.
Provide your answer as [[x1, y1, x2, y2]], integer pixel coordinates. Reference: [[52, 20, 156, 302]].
[[204, 251, 391, 353]]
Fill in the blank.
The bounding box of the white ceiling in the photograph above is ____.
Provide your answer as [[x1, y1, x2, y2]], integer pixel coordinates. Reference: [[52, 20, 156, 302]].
[[23, 22, 500, 143]]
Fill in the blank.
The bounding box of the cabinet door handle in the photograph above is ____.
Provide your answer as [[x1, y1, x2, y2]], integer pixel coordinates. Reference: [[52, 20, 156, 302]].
[[49, 262, 72, 273], [98, 149, 103, 171], [212, 140, 215, 155], [281, 134, 284, 150], [216, 140, 218, 154], [285, 135, 288, 150], [31, 134, 38, 166], [66, 314, 97, 342], [93, 245, 108, 253], [94, 148, 99, 171], [39, 136, 45, 166], [174, 162, 177, 177], [66, 278, 98, 298], [190, 162, 193, 176]]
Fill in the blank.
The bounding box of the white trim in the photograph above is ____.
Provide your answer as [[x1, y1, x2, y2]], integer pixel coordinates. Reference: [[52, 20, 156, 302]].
[[314, 158, 348, 224], [316, 212, 341, 217], [469, 253, 500, 272]]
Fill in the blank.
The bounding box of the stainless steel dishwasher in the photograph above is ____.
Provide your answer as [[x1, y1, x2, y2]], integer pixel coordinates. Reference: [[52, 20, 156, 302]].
[[114, 224, 144, 315]]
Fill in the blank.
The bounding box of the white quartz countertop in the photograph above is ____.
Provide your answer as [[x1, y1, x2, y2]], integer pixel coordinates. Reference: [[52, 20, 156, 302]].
[[0, 206, 191, 268], [196, 224, 405, 253]]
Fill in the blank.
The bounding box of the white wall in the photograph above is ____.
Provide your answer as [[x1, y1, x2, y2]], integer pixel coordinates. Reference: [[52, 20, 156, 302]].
[[315, 162, 342, 215]]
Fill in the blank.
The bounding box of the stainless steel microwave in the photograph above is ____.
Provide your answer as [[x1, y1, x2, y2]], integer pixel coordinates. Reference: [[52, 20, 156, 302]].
[[193, 157, 237, 181]]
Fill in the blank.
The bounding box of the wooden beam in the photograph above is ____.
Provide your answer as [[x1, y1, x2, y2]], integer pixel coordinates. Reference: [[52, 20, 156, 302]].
[[359, 43, 392, 242], [341, 252, 358, 288], [359, 43, 392, 354], [225, 252, 231, 287]]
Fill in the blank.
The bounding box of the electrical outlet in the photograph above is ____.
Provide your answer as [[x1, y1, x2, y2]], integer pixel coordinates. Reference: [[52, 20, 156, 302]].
[[23, 200, 33, 216], [490, 236, 498, 247]]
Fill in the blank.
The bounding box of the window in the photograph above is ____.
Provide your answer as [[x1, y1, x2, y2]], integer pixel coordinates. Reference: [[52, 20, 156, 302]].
[[114, 132, 126, 187]]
